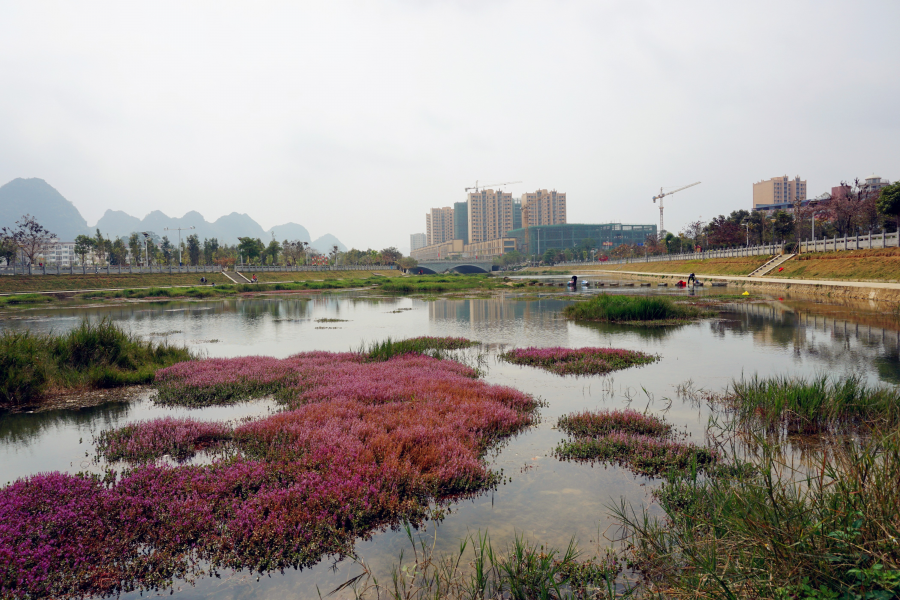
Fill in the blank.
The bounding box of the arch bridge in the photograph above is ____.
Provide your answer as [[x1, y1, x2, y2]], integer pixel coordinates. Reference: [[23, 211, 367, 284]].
[[406, 260, 498, 275]]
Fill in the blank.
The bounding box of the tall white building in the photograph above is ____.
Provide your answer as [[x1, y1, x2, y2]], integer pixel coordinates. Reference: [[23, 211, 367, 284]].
[[410, 233, 426, 252], [426, 207, 454, 246]]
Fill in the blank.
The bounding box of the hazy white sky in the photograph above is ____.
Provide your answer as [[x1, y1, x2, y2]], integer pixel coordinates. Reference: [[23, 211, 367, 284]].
[[2, 0, 898, 251]]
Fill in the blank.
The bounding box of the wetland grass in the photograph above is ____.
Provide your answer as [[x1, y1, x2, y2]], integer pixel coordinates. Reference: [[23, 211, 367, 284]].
[[362, 336, 480, 361], [611, 426, 900, 599], [727, 374, 900, 433], [0, 293, 55, 307], [0, 319, 191, 409], [378, 274, 503, 294], [345, 526, 623, 599], [562, 293, 707, 325]]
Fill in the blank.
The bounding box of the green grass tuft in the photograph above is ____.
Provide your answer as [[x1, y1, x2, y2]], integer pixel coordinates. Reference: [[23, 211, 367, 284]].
[[563, 293, 707, 324], [0, 319, 192, 409], [362, 336, 480, 362], [611, 427, 900, 598], [727, 374, 900, 434]]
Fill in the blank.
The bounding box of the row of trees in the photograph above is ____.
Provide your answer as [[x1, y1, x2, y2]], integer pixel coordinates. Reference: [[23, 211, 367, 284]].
[[0, 215, 420, 270], [697, 179, 900, 251]]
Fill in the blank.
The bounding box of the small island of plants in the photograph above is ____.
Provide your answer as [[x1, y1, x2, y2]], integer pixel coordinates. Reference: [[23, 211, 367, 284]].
[[562, 293, 709, 325], [555, 408, 717, 476], [0, 319, 191, 411], [499, 346, 657, 376]]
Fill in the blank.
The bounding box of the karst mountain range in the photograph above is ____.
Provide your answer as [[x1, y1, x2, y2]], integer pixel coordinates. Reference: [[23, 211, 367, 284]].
[[0, 178, 346, 251]]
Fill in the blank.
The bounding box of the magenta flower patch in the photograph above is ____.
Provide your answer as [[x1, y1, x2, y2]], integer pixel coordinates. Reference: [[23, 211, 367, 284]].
[[499, 346, 657, 376], [0, 352, 536, 598]]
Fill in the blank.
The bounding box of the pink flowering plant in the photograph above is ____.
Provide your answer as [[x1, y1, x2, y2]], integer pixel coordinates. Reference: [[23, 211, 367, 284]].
[[0, 350, 536, 599], [95, 416, 232, 463], [558, 408, 672, 438], [499, 346, 657, 376], [555, 409, 716, 476]]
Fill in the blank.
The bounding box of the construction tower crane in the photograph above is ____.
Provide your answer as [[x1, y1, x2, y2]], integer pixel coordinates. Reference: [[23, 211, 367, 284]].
[[652, 181, 701, 234], [464, 180, 522, 193]]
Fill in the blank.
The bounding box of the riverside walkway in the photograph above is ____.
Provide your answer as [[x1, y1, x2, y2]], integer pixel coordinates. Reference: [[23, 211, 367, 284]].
[[584, 268, 900, 302]]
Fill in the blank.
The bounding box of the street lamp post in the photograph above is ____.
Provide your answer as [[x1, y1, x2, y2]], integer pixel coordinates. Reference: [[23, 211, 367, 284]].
[[141, 232, 150, 268], [163, 226, 195, 267]]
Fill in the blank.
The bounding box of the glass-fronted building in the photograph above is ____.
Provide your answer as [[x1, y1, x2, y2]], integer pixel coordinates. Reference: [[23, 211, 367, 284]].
[[506, 223, 657, 256], [453, 201, 468, 244]]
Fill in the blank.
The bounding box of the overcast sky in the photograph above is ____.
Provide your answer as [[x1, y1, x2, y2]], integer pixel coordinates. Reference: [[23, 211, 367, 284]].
[[1, 1, 898, 251]]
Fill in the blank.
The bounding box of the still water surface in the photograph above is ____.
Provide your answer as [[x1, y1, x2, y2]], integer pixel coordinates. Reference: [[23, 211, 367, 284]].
[[2, 286, 898, 597]]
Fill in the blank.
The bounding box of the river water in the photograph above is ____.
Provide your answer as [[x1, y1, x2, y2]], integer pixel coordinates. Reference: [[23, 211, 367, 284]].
[[2, 282, 898, 598]]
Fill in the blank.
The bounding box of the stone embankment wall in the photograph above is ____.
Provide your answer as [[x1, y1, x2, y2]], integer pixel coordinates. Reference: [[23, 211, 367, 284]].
[[604, 271, 900, 305]]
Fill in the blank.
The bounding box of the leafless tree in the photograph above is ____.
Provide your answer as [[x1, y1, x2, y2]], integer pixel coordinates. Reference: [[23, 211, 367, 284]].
[[0, 214, 56, 274]]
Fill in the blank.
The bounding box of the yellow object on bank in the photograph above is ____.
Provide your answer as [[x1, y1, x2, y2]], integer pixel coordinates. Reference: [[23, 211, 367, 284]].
[[742, 291, 750, 296]]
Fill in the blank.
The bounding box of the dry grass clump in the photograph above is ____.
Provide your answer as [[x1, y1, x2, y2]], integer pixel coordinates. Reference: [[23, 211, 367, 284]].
[[599, 255, 772, 276]]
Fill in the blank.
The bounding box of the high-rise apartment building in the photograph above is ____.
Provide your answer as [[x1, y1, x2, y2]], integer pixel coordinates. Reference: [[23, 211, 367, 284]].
[[521, 189, 566, 228], [753, 176, 807, 209], [453, 202, 468, 244], [410, 233, 426, 252], [426, 207, 454, 246], [467, 189, 516, 244]]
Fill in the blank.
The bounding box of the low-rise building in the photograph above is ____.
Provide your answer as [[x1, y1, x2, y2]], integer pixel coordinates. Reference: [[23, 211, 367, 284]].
[[506, 223, 657, 256], [37, 239, 77, 266]]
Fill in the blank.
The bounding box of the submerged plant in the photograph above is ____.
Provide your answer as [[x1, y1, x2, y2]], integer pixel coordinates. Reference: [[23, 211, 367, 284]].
[[499, 346, 657, 376]]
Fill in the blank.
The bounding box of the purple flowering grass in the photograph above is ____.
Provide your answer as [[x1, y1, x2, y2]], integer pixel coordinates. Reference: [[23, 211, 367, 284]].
[[555, 408, 717, 476], [499, 347, 657, 376], [0, 351, 536, 598], [558, 408, 672, 438]]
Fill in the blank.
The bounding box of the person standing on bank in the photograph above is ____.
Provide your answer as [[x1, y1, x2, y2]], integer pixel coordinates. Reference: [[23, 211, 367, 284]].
[[687, 272, 696, 286]]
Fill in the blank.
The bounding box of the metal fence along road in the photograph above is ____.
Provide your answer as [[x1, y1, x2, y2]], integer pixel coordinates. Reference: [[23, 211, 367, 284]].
[[552, 231, 900, 267]]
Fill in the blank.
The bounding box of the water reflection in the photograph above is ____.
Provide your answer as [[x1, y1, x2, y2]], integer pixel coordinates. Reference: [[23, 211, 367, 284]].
[[1, 290, 899, 597]]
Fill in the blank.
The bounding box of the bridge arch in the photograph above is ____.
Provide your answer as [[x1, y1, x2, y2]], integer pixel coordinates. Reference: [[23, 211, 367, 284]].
[[448, 264, 491, 274], [408, 266, 438, 275]]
